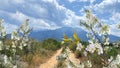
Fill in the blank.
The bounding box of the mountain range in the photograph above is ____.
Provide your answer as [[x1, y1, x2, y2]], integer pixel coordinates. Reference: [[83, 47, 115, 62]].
[[6, 27, 120, 42], [29, 27, 120, 42]]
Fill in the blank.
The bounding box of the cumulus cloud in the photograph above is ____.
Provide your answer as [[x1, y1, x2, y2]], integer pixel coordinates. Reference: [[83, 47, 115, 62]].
[[8, 11, 60, 30], [1, 0, 119, 37], [91, 0, 120, 14], [62, 10, 82, 27], [0, 0, 82, 32], [82, 0, 120, 37], [3, 22, 18, 33], [90, 0, 120, 23], [110, 24, 120, 37], [68, 0, 95, 3], [110, 12, 120, 24], [68, 0, 76, 3]]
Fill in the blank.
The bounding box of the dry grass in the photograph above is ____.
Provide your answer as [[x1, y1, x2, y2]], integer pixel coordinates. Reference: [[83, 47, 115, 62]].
[[21, 51, 57, 68]]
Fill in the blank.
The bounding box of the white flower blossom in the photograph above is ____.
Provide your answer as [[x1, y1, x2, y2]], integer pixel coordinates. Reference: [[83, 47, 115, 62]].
[[1, 29, 6, 37], [105, 54, 120, 68], [19, 45, 23, 50], [23, 43, 27, 46], [12, 49, 16, 53], [104, 46, 110, 52], [76, 43, 83, 51], [78, 63, 84, 68], [108, 56, 113, 63], [4, 55, 8, 64], [86, 42, 96, 53], [116, 54, 120, 64], [95, 43, 103, 55], [13, 65, 17, 68], [104, 38, 109, 45], [67, 62, 73, 68], [11, 31, 20, 40], [12, 42, 16, 48], [0, 41, 3, 50], [83, 51, 87, 56], [86, 60, 92, 68], [86, 42, 103, 55]]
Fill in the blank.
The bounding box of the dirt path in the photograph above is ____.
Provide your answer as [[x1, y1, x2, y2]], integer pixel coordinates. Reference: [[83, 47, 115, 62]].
[[39, 48, 80, 68], [39, 48, 63, 68], [67, 48, 80, 66]]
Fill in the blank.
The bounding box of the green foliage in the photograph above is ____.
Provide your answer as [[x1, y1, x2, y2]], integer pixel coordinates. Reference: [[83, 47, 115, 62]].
[[68, 43, 77, 52], [107, 47, 118, 57], [74, 50, 82, 58], [41, 38, 61, 51], [80, 41, 89, 46]]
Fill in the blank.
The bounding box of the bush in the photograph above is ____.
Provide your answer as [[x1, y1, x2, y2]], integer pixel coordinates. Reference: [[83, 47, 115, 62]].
[[68, 43, 77, 52], [74, 50, 82, 58], [41, 38, 61, 51]]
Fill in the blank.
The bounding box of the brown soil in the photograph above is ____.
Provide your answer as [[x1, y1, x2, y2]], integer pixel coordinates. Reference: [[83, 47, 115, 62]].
[[39, 48, 63, 68], [39, 48, 80, 68]]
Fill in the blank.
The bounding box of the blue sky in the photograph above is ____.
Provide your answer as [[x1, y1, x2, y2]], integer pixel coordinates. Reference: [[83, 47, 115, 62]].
[[0, 0, 120, 36]]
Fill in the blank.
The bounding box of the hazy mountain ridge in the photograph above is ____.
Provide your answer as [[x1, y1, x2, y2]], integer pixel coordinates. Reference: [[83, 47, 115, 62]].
[[6, 27, 120, 42], [29, 27, 87, 41], [29, 27, 120, 42]]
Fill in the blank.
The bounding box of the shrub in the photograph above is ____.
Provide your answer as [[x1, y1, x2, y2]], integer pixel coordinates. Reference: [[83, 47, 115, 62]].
[[41, 38, 61, 51]]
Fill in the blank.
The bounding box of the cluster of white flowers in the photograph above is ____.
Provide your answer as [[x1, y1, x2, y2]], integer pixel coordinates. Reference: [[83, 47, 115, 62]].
[[0, 41, 3, 51], [108, 54, 120, 68], [85, 60, 92, 68], [103, 54, 120, 68], [60, 10, 120, 68], [102, 36, 110, 45], [56, 53, 67, 61], [76, 43, 83, 51], [99, 24, 110, 35], [113, 43, 119, 48], [86, 41, 95, 53], [83, 50, 87, 56], [0, 19, 31, 68], [85, 41, 103, 55], [11, 30, 20, 40], [77, 63, 84, 68], [76, 41, 103, 56]]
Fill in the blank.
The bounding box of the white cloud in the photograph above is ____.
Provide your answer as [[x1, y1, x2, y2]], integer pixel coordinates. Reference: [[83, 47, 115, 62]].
[[80, 0, 95, 3], [90, 0, 95, 4], [62, 10, 82, 27], [68, 0, 95, 3], [29, 4, 48, 17], [9, 11, 28, 23], [68, 0, 76, 3], [30, 19, 60, 30], [110, 12, 120, 24], [110, 24, 120, 37], [92, 0, 120, 13], [8, 11, 60, 30], [3, 22, 18, 33], [0, 0, 120, 38], [42, 0, 55, 2], [0, 0, 84, 33], [12, 0, 25, 4]]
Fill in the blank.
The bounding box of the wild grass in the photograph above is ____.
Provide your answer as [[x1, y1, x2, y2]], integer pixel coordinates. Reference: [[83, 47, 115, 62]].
[[4, 38, 61, 68]]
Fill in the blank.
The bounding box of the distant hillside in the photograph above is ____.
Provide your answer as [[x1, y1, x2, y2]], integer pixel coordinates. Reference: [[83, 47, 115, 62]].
[[29, 27, 88, 41], [29, 27, 120, 42], [6, 27, 120, 42]]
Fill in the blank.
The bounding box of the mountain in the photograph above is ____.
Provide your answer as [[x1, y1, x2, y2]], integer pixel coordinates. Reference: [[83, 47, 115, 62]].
[[109, 35, 120, 42], [6, 27, 120, 42], [29, 27, 88, 41], [29, 27, 120, 42]]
